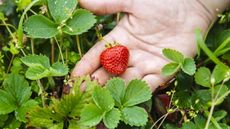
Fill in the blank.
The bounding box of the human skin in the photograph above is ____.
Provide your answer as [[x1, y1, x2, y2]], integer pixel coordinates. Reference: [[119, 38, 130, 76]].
[[72, 0, 230, 91]]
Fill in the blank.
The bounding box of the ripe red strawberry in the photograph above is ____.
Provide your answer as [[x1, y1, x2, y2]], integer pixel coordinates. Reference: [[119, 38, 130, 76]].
[[100, 44, 129, 75]]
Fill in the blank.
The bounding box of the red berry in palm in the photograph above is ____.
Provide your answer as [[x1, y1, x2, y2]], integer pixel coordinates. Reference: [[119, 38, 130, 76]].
[[100, 44, 129, 75]]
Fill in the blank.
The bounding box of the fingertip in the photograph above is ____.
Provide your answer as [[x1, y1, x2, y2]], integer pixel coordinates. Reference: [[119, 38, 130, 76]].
[[142, 74, 168, 92], [91, 67, 112, 85], [79, 0, 130, 15], [71, 59, 95, 77]]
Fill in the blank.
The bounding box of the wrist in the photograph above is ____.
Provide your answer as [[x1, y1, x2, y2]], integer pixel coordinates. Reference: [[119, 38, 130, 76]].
[[197, 0, 230, 18]]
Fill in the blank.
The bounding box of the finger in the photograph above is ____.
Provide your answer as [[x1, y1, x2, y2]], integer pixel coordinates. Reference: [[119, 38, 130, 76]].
[[136, 57, 169, 74], [91, 67, 113, 85], [142, 74, 168, 92], [71, 26, 131, 77], [79, 0, 132, 15], [119, 67, 142, 82], [71, 39, 106, 77]]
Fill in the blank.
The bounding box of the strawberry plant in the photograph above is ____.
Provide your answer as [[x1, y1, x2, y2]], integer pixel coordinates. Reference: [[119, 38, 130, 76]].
[[0, 0, 230, 129]]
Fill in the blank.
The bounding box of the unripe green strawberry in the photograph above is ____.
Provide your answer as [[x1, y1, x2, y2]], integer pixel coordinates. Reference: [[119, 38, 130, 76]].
[[100, 45, 129, 75]]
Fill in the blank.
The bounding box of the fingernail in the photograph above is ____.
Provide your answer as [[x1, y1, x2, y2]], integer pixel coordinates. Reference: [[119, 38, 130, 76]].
[[91, 75, 96, 81]]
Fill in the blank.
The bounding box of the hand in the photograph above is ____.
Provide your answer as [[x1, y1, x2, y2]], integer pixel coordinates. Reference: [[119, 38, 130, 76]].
[[72, 0, 215, 91]]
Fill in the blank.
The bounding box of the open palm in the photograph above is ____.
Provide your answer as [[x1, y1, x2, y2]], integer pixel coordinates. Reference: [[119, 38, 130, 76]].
[[72, 0, 213, 91]]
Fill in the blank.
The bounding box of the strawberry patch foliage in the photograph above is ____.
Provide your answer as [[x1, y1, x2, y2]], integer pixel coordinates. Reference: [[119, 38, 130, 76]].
[[0, 0, 230, 129]]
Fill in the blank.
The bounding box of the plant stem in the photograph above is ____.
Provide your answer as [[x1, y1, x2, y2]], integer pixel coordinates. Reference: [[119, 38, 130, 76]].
[[196, 29, 229, 69], [204, 103, 215, 129], [0, 24, 17, 30], [65, 49, 68, 64], [48, 76, 55, 88], [76, 35, 82, 58], [150, 112, 169, 129], [18, 0, 39, 45], [54, 37, 64, 64], [157, 113, 169, 129], [51, 38, 55, 64], [37, 80, 46, 107], [31, 38, 35, 54], [205, 82, 225, 129], [6, 55, 14, 74], [204, 111, 222, 129], [2, 18, 27, 57], [1, 20, 17, 43], [20, 49, 26, 56], [116, 13, 120, 24], [29, 9, 37, 15]]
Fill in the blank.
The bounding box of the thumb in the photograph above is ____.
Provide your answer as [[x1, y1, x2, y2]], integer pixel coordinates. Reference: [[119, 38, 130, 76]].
[[79, 0, 131, 15]]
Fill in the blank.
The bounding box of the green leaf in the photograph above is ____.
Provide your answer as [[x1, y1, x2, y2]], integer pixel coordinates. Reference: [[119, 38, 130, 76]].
[[49, 62, 69, 76], [192, 90, 211, 109], [164, 124, 178, 129], [47, 0, 77, 23], [162, 48, 184, 63], [0, 114, 8, 127], [213, 110, 227, 121], [63, 9, 96, 35], [10, 57, 23, 74], [106, 78, 126, 107], [173, 91, 192, 109], [103, 108, 121, 129], [21, 55, 50, 68], [15, 100, 38, 122], [121, 106, 148, 126], [162, 63, 180, 76], [212, 65, 230, 84], [4, 74, 32, 105], [48, 123, 64, 129], [80, 104, 104, 127], [25, 66, 50, 80], [195, 29, 229, 69], [93, 86, 114, 111], [24, 15, 58, 38], [181, 115, 214, 129], [181, 58, 196, 75], [214, 29, 230, 56], [4, 117, 21, 129], [195, 67, 211, 87], [215, 37, 230, 56], [123, 80, 152, 107], [0, 90, 16, 114], [53, 93, 85, 117], [181, 122, 196, 129], [69, 120, 91, 129], [22, 55, 69, 80], [16, 0, 31, 11], [0, 12, 6, 20], [28, 107, 64, 128]]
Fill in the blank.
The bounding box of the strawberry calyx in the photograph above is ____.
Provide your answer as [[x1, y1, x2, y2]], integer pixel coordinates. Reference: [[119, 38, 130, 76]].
[[104, 42, 120, 48]]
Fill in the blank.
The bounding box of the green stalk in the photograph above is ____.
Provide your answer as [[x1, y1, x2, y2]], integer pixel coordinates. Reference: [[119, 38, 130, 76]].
[[205, 81, 227, 129], [51, 38, 55, 64], [6, 55, 14, 74], [37, 80, 46, 107], [1, 20, 17, 43], [31, 39, 35, 54], [214, 37, 230, 56], [76, 35, 82, 58], [196, 29, 229, 69], [48, 76, 55, 88], [18, 0, 40, 45], [205, 103, 215, 129], [0, 23, 17, 30], [204, 111, 222, 129], [54, 37, 64, 64]]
